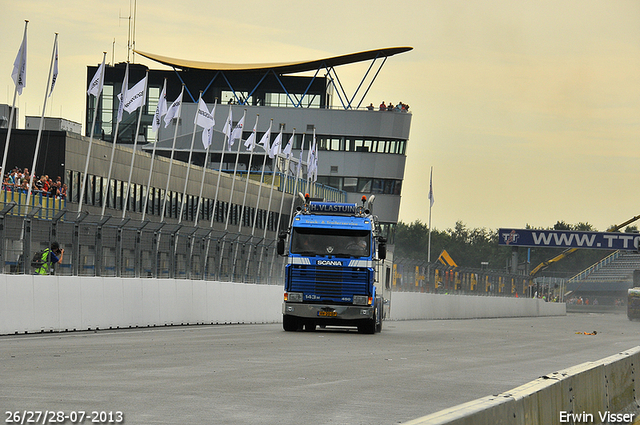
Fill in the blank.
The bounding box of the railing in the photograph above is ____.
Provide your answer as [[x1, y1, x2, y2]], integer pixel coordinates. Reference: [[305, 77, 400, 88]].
[[1, 188, 66, 219], [567, 250, 622, 283]]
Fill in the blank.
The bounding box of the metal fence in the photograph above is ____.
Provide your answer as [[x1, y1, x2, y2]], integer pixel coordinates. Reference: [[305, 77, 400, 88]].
[[0, 203, 286, 284], [392, 257, 565, 301]]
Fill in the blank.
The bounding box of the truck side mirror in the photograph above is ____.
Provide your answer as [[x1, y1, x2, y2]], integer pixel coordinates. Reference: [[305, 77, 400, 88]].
[[378, 237, 386, 260], [277, 232, 287, 256]]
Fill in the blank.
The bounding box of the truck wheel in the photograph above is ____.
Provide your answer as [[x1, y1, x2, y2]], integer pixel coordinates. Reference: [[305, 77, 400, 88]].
[[283, 315, 298, 331], [358, 319, 376, 334]]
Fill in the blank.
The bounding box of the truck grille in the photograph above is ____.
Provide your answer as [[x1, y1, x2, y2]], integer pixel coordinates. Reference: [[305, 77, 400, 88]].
[[288, 265, 370, 300]]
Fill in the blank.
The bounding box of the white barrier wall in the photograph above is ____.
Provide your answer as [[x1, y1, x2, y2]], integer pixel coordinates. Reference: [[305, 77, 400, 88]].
[[389, 292, 565, 320], [402, 346, 640, 425], [0, 275, 284, 335], [0, 275, 564, 335]]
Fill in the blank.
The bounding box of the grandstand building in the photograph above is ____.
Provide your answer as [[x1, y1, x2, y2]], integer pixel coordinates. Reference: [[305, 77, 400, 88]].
[[82, 47, 413, 241]]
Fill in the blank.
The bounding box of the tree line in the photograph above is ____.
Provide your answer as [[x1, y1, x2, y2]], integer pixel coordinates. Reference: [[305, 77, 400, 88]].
[[394, 220, 639, 277]]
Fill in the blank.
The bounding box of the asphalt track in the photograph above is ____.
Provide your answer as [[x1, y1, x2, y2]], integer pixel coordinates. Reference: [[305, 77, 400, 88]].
[[2, 312, 639, 425]]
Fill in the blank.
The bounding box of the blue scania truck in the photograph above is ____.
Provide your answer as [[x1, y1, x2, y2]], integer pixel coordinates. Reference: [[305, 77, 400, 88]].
[[277, 195, 387, 334]]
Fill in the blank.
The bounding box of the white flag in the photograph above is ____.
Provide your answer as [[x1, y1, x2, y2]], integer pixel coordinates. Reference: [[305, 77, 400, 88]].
[[282, 132, 294, 159], [115, 65, 129, 124], [258, 121, 272, 153], [87, 56, 105, 97], [164, 89, 183, 128], [307, 138, 317, 176], [195, 98, 215, 129], [201, 99, 217, 149], [428, 168, 434, 207], [313, 148, 318, 182], [123, 75, 147, 113], [48, 38, 58, 97], [152, 79, 167, 133], [269, 128, 283, 159], [11, 29, 27, 95], [296, 148, 303, 177], [244, 115, 258, 151], [223, 106, 233, 150], [230, 111, 245, 148]]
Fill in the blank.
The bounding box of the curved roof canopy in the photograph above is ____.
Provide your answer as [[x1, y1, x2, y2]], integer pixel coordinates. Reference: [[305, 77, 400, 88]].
[[134, 47, 413, 74]]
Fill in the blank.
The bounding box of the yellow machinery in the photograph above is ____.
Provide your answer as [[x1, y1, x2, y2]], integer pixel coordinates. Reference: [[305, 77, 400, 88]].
[[529, 214, 640, 279]]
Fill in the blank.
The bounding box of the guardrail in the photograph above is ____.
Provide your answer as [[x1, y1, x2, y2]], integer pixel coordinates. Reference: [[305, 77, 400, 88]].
[[402, 346, 640, 425]]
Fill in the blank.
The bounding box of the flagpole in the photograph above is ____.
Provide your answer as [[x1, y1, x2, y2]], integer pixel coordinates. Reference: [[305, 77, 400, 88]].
[[427, 166, 434, 263], [209, 104, 233, 228], [194, 98, 218, 228], [78, 52, 107, 215], [161, 85, 184, 222], [26, 32, 57, 213], [258, 125, 282, 281], [275, 128, 294, 237], [141, 78, 167, 222], [288, 135, 305, 222], [101, 62, 129, 218], [269, 129, 295, 280], [121, 70, 149, 219], [224, 109, 246, 231], [237, 114, 258, 233], [243, 120, 272, 281], [250, 119, 272, 236], [178, 91, 202, 224], [2, 20, 28, 199]]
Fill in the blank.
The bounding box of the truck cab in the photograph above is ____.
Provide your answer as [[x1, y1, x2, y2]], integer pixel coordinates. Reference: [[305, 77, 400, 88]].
[[278, 195, 386, 334]]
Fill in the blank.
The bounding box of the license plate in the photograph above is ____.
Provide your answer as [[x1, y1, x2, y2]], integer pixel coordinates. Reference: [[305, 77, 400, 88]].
[[317, 311, 337, 317]]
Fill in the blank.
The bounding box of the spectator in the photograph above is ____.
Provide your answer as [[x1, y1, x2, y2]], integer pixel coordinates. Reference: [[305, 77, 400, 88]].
[[58, 184, 67, 200], [379, 101, 386, 111], [366, 103, 374, 111]]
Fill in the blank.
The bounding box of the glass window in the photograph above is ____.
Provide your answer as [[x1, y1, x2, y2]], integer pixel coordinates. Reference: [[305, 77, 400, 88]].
[[116, 181, 122, 210], [101, 85, 113, 140], [94, 176, 102, 206], [393, 180, 402, 195], [328, 176, 342, 190], [371, 179, 384, 194], [291, 227, 370, 258], [357, 178, 372, 193], [343, 177, 358, 192], [330, 138, 340, 151], [383, 180, 395, 194]]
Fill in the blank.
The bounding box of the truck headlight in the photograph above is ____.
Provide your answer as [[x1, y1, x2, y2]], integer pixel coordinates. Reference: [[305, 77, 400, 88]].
[[286, 292, 303, 302], [353, 295, 370, 305]]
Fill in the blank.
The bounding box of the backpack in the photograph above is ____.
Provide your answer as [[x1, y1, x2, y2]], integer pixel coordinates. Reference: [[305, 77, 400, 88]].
[[31, 249, 49, 269]]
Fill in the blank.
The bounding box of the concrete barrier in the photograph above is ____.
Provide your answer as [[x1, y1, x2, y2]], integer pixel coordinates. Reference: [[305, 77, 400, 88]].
[[389, 292, 565, 320], [402, 346, 640, 425], [0, 275, 284, 335], [0, 275, 564, 335]]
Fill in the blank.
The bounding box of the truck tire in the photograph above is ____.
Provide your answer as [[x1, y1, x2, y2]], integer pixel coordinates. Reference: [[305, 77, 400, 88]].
[[283, 315, 299, 331], [374, 299, 383, 333], [358, 314, 376, 334]]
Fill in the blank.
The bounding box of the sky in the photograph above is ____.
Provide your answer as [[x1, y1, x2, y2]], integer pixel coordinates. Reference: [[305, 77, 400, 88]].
[[2, 0, 640, 233]]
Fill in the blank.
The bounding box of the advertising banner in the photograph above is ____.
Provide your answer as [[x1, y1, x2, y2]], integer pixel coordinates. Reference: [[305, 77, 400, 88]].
[[498, 228, 640, 251]]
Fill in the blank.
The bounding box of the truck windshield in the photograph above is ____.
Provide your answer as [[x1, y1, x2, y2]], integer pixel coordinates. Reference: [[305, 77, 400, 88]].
[[291, 228, 370, 258]]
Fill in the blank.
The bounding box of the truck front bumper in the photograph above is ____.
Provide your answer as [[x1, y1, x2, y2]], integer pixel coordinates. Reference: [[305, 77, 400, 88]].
[[282, 302, 373, 320]]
